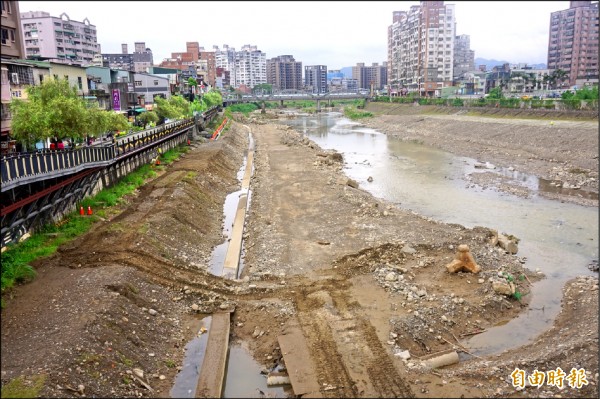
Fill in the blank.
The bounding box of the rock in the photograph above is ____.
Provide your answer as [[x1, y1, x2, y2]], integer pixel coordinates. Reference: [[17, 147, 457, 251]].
[[367, 176, 374, 182], [492, 280, 516, 296], [159, 375, 166, 380], [346, 179, 359, 188], [397, 350, 411, 360], [148, 309, 158, 316], [498, 233, 518, 254], [133, 368, 144, 378], [219, 303, 229, 310], [445, 244, 481, 274], [385, 272, 397, 281], [402, 246, 416, 254], [191, 304, 199, 311]]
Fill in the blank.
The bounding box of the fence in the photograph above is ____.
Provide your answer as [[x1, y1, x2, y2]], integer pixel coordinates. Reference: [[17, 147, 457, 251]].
[[1, 118, 194, 191]]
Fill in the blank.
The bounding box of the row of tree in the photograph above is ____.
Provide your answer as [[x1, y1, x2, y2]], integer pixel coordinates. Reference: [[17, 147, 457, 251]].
[[9, 78, 223, 151]]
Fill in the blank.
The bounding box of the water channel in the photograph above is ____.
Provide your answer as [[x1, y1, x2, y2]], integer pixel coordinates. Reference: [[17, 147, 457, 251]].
[[281, 111, 598, 356]]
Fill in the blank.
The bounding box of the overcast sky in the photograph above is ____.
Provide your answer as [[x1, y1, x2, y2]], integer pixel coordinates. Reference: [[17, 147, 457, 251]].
[[19, 1, 571, 69]]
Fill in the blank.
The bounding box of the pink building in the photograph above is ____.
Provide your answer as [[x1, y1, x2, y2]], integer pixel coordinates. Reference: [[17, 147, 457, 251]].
[[547, 1, 599, 87]]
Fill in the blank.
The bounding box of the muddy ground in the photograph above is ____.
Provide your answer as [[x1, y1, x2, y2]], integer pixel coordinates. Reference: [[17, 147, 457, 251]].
[[1, 104, 598, 398]]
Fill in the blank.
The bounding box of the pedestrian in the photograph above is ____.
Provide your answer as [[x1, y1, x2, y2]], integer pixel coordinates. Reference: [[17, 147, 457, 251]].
[[50, 141, 56, 150], [57, 140, 65, 150]]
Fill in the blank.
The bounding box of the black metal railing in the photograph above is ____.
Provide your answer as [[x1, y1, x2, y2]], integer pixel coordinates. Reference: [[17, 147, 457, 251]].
[[1, 118, 194, 191]]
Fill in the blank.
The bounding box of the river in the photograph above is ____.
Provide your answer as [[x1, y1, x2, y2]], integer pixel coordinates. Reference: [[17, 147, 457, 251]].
[[280, 111, 598, 355]]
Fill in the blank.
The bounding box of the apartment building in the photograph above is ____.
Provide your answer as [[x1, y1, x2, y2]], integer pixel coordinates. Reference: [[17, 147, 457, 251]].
[[267, 55, 303, 91], [235, 44, 266, 89], [548, 0, 599, 87], [20, 11, 100, 66], [2, 1, 24, 59], [103, 42, 153, 73], [453, 34, 475, 80], [352, 62, 387, 91], [199, 48, 216, 88], [388, 1, 456, 96], [304, 65, 327, 93], [214, 44, 236, 82]]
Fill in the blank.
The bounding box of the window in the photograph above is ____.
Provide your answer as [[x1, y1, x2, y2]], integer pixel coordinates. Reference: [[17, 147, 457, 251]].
[[39, 74, 44, 82], [1, 1, 12, 14], [77, 76, 82, 89], [1, 27, 13, 45], [134, 80, 142, 86], [154, 80, 159, 85]]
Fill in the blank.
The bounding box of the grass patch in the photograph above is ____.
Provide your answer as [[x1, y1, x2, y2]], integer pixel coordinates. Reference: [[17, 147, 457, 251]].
[[161, 146, 189, 165], [344, 106, 373, 120], [1, 144, 186, 304], [1, 374, 46, 398]]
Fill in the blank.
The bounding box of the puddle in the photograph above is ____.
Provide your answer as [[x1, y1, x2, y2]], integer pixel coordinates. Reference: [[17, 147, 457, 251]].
[[223, 343, 289, 398], [208, 131, 255, 276], [174, 129, 260, 397], [170, 316, 212, 398]]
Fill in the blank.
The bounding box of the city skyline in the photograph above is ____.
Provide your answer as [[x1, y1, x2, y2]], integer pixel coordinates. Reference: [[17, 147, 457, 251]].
[[19, 1, 572, 69]]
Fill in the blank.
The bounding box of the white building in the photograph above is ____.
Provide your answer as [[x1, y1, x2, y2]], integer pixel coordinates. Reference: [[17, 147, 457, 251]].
[[214, 44, 266, 89], [388, 1, 456, 97]]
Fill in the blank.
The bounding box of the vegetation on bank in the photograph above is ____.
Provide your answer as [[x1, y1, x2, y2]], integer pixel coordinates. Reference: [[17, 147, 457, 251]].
[[372, 85, 598, 111], [8, 78, 224, 150], [0, 145, 190, 308]]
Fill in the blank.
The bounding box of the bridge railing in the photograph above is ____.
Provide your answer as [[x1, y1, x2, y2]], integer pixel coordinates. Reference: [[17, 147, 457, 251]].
[[1, 118, 194, 191]]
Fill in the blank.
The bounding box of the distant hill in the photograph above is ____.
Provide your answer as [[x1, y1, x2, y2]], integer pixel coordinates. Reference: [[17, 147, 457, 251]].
[[475, 58, 547, 70]]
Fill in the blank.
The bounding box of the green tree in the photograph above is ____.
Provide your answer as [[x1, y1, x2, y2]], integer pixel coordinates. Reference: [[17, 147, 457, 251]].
[[154, 95, 189, 122], [10, 78, 125, 149], [137, 110, 159, 128], [203, 90, 223, 108], [187, 77, 198, 88], [83, 106, 129, 138], [487, 87, 504, 99], [252, 83, 272, 95]]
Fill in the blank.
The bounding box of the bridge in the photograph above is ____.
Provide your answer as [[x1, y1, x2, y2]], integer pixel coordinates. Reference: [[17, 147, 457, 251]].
[[222, 91, 372, 109]]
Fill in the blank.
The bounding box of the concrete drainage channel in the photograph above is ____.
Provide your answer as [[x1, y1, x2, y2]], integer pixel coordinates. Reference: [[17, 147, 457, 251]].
[[170, 127, 290, 398]]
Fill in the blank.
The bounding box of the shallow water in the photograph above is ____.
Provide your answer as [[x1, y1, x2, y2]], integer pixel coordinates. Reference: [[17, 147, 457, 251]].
[[282, 111, 598, 355]]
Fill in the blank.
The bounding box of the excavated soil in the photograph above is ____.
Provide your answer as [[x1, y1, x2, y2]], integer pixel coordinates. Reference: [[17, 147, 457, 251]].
[[1, 107, 598, 398]]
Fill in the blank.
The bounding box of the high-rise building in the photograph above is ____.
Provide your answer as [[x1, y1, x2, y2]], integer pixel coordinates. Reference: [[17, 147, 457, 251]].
[[103, 42, 153, 73], [453, 34, 475, 80], [2, 1, 24, 59], [234, 44, 266, 89], [352, 62, 387, 91], [548, 1, 599, 87], [19, 11, 100, 66], [388, 1, 456, 96], [267, 55, 302, 91], [304, 65, 327, 93]]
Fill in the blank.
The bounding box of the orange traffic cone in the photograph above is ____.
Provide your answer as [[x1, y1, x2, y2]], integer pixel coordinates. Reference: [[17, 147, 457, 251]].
[[80, 206, 84, 216], [87, 206, 93, 215]]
